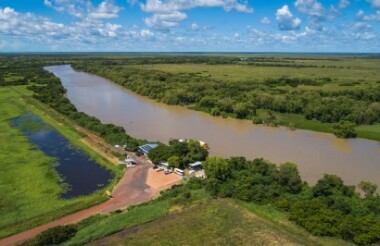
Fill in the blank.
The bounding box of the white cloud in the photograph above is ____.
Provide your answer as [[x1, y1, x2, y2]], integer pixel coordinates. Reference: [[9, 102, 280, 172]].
[[363, 10, 380, 21], [43, 0, 89, 18], [233, 32, 241, 40], [0, 7, 65, 38], [357, 9, 365, 18], [367, 0, 380, 10], [276, 5, 301, 31], [260, 16, 271, 25], [145, 11, 187, 28], [295, 0, 324, 17], [338, 0, 350, 9], [0, 6, 139, 49], [88, 1, 121, 19], [140, 0, 253, 28], [354, 31, 376, 40], [357, 9, 380, 21], [191, 23, 199, 30], [97, 23, 121, 37], [44, 0, 121, 19], [140, 29, 154, 38], [352, 21, 372, 30]]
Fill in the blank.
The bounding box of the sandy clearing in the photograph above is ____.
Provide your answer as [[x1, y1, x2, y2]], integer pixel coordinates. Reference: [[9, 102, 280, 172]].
[[146, 167, 182, 191]]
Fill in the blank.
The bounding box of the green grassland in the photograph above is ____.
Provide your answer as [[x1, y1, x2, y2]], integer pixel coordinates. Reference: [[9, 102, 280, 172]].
[[86, 199, 351, 246], [129, 58, 380, 87], [0, 86, 121, 238]]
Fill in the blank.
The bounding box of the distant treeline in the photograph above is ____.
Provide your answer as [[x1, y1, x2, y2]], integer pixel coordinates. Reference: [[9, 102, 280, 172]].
[[73, 62, 380, 138], [202, 156, 380, 245]]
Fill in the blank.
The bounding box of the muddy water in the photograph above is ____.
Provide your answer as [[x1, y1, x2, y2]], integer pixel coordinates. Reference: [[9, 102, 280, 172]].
[[45, 65, 380, 187]]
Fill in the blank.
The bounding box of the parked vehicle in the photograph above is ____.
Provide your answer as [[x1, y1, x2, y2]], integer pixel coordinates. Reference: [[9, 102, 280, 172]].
[[175, 168, 185, 176], [164, 167, 173, 174]]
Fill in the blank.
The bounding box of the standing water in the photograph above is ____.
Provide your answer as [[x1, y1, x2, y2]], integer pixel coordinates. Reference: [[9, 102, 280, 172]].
[[12, 113, 112, 198], [45, 65, 380, 187]]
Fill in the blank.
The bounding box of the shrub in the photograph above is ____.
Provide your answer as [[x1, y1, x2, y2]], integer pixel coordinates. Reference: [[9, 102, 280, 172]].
[[34, 225, 77, 245]]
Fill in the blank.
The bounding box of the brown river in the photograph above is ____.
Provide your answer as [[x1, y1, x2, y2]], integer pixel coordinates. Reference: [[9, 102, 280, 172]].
[[46, 65, 380, 187]]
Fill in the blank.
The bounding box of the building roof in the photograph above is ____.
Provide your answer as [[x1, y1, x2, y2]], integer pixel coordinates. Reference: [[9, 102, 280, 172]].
[[139, 143, 159, 154], [189, 161, 202, 168]]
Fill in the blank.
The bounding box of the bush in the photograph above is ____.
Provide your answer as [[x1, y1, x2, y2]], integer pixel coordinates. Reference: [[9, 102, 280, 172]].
[[34, 225, 77, 245], [333, 120, 357, 138]]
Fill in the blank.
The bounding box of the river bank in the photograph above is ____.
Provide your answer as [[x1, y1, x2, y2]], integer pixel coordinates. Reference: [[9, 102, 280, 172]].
[[46, 65, 380, 188]]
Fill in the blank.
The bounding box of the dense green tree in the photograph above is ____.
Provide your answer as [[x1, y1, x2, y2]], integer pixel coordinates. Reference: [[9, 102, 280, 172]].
[[278, 162, 303, 193], [358, 181, 378, 199], [233, 102, 251, 119], [168, 155, 181, 168], [312, 174, 356, 198], [333, 120, 357, 138], [203, 157, 231, 181], [147, 145, 173, 164]]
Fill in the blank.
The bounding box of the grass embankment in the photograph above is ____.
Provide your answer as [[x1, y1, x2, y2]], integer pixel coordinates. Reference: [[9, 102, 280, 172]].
[[25, 185, 212, 245], [86, 199, 350, 246], [0, 86, 122, 238], [25, 182, 348, 246]]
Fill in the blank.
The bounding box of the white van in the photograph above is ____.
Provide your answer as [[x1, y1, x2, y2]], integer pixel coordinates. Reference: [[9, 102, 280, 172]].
[[174, 168, 185, 176]]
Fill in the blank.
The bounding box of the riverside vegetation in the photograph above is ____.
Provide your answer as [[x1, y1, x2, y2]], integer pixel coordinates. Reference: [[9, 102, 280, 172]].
[[1, 55, 379, 245], [0, 56, 146, 237], [71, 54, 380, 141]]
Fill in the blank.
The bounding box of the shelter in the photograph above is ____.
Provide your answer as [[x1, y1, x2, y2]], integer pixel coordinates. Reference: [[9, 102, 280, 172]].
[[139, 143, 158, 155], [189, 161, 202, 169]]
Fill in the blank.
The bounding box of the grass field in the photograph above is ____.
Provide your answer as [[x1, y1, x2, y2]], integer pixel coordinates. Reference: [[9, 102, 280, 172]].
[[0, 86, 121, 238], [129, 58, 380, 88], [87, 199, 351, 246]]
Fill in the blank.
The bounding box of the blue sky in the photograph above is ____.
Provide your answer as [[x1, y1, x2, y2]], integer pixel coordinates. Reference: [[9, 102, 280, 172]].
[[0, 0, 379, 52]]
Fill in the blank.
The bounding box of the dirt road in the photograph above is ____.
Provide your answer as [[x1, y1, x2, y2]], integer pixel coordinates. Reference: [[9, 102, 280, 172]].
[[0, 156, 158, 246]]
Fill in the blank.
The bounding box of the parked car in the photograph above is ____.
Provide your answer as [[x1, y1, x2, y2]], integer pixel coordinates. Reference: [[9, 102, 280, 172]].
[[175, 168, 185, 176], [164, 168, 173, 174], [156, 167, 164, 172]]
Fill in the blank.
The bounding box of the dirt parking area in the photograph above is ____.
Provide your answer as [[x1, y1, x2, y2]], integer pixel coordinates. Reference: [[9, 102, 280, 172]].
[[146, 168, 182, 192]]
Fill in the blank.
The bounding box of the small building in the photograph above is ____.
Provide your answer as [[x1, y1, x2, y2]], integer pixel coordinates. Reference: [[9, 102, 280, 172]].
[[138, 143, 159, 155]]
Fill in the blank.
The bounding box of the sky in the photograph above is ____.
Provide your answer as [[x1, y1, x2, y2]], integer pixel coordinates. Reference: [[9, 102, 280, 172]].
[[0, 0, 380, 52]]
